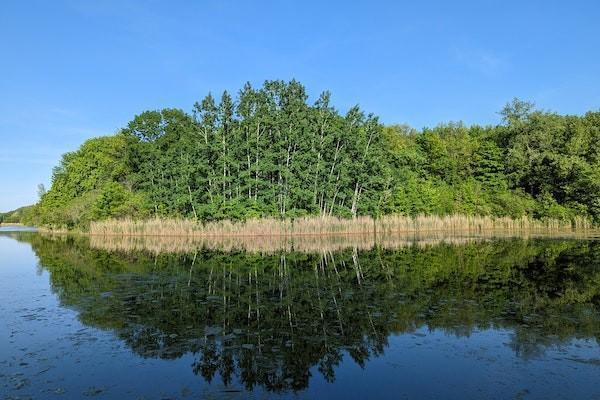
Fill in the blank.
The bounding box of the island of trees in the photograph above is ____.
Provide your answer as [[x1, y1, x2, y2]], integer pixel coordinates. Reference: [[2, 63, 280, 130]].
[[13, 80, 600, 230]]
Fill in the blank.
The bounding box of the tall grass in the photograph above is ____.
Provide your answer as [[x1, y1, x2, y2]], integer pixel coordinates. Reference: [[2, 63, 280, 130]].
[[90, 214, 593, 239]]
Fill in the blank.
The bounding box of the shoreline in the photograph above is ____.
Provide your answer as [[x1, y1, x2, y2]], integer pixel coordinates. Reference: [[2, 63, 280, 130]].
[[31, 215, 600, 254]]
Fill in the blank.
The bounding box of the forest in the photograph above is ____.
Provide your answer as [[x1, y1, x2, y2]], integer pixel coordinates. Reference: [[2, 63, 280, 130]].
[[21, 80, 600, 228]]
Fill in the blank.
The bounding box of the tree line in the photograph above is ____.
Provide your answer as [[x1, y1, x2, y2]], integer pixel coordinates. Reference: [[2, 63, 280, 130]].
[[0, 205, 35, 224], [23, 80, 600, 228]]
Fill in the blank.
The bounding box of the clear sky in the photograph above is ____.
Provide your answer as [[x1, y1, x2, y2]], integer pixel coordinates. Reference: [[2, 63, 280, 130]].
[[1, 0, 599, 212]]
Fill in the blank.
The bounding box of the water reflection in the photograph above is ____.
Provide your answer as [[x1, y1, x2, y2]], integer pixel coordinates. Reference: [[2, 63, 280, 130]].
[[6, 233, 600, 393], [88, 230, 600, 254]]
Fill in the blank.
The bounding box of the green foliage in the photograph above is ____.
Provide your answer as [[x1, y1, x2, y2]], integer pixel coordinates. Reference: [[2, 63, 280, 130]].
[[118, 81, 390, 221], [27, 135, 144, 228], [23, 83, 600, 228], [386, 100, 600, 223], [0, 205, 36, 224]]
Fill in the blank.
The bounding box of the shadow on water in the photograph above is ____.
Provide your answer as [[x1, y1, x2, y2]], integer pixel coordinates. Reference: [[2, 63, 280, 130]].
[[4, 232, 600, 393]]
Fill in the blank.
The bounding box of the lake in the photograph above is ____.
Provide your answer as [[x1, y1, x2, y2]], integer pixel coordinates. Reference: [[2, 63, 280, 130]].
[[1, 231, 600, 399]]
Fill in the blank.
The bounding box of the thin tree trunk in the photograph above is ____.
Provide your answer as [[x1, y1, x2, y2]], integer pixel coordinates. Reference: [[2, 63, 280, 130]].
[[187, 185, 198, 220]]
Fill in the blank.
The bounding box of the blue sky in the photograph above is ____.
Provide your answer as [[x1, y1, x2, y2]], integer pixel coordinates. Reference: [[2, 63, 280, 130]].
[[1, 0, 599, 211]]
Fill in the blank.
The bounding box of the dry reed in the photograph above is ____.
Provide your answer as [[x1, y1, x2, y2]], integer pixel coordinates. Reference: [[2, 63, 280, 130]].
[[85, 214, 598, 255]]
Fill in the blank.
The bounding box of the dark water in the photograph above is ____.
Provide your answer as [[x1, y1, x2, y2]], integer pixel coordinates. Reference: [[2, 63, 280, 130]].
[[2, 232, 600, 399]]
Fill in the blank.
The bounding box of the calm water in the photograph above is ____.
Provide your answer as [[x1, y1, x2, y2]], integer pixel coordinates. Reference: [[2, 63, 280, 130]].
[[1, 232, 600, 399]]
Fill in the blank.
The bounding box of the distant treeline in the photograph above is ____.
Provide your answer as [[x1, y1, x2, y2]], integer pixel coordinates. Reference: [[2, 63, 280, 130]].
[[0, 205, 35, 224], [22, 80, 600, 228]]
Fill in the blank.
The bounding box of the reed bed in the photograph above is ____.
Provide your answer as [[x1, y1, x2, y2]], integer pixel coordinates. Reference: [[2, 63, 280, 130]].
[[90, 214, 592, 239]]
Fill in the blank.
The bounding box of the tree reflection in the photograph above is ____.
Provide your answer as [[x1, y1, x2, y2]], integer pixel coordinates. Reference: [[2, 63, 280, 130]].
[[7, 232, 600, 392]]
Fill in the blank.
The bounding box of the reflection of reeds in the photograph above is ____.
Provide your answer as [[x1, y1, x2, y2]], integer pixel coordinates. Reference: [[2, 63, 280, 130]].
[[90, 214, 592, 239], [87, 214, 597, 254], [89, 230, 600, 255]]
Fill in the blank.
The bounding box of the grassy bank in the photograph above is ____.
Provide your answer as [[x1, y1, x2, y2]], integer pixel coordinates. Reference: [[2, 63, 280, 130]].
[[88, 214, 593, 239]]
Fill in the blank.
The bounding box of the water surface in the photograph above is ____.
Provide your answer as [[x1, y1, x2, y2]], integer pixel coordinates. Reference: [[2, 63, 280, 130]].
[[1, 232, 600, 399]]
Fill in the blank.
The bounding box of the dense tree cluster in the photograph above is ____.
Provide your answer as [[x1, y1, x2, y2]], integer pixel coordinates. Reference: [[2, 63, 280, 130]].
[[124, 80, 387, 221], [22, 81, 600, 228], [383, 100, 600, 220]]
